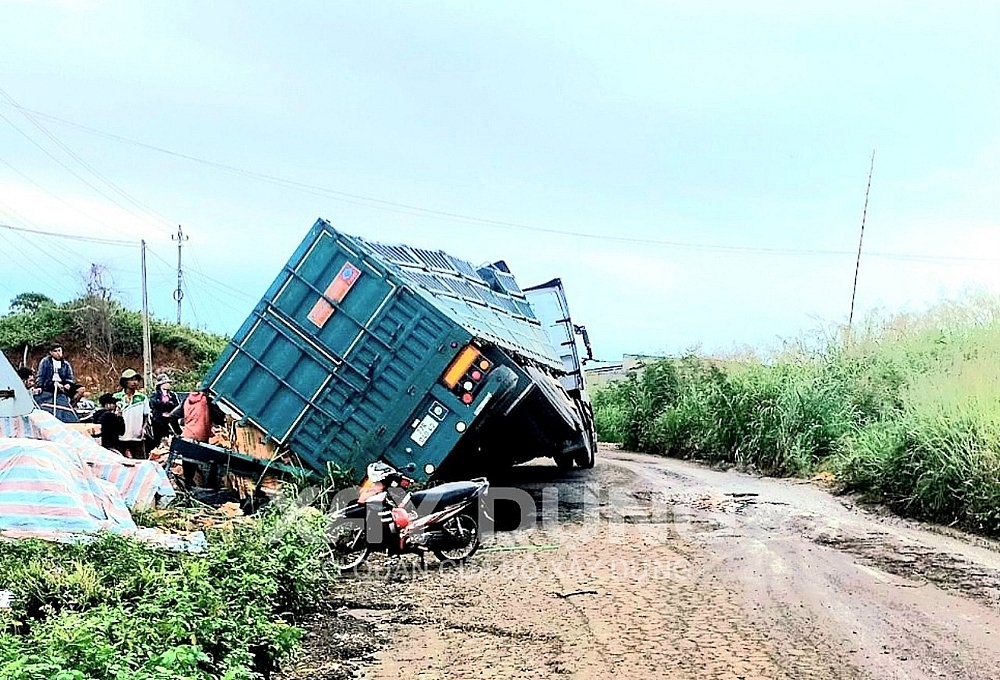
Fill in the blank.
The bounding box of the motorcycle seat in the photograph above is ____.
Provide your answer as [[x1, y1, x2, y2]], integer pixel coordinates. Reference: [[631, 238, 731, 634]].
[[409, 481, 480, 512]]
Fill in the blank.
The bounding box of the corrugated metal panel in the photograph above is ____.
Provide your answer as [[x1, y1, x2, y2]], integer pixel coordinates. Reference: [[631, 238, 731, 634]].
[[207, 223, 468, 469], [355, 236, 562, 370]]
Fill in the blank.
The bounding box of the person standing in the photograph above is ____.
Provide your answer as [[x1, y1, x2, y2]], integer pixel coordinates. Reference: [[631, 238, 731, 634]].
[[172, 382, 225, 487], [177, 382, 223, 443], [114, 368, 151, 459], [149, 374, 180, 445], [35, 344, 78, 422]]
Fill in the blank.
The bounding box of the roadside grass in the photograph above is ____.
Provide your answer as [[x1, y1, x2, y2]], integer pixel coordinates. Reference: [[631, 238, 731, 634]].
[[593, 295, 1000, 535], [0, 507, 331, 680]]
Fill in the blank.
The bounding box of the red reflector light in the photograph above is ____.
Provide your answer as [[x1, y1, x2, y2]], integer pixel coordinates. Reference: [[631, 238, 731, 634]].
[[461, 393, 474, 405], [471, 370, 482, 381], [391, 507, 410, 530]]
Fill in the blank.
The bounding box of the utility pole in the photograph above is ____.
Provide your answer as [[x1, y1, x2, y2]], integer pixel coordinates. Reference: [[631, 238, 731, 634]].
[[172, 224, 188, 324], [140, 240, 153, 389], [849, 148, 876, 331]]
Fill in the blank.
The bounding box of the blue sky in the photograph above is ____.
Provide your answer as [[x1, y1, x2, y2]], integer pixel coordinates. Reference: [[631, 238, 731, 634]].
[[0, 1, 997, 361]]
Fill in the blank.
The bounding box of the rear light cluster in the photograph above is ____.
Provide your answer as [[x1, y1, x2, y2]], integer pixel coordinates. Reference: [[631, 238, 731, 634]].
[[441, 344, 492, 406]]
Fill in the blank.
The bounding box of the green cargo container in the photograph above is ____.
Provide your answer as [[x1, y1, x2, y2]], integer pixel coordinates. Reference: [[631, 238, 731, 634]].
[[202, 219, 595, 481]]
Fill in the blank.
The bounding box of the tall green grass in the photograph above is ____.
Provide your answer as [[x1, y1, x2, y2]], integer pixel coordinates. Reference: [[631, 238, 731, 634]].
[[593, 295, 1000, 534]]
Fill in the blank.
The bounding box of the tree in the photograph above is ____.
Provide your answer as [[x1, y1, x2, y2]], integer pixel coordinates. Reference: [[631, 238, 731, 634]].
[[9, 292, 55, 314]]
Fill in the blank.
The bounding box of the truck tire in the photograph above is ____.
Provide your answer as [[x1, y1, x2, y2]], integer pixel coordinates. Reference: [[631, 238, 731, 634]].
[[574, 403, 597, 469], [573, 438, 595, 469], [555, 454, 575, 470]]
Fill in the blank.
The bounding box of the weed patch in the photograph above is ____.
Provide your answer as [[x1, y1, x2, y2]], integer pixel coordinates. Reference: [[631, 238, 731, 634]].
[[594, 296, 1000, 534], [0, 508, 331, 680]]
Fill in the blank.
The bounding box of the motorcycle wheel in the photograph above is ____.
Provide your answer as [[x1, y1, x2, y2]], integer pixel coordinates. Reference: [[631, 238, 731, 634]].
[[433, 513, 480, 564], [325, 518, 370, 573]]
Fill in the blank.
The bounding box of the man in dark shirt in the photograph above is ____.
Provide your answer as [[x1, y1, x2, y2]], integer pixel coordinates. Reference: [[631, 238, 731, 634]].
[[92, 393, 126, 453]]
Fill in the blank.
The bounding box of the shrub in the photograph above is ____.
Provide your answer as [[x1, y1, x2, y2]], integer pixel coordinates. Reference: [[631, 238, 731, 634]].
[[592, 295, 1000, 534], [0, 509, 330, 680]]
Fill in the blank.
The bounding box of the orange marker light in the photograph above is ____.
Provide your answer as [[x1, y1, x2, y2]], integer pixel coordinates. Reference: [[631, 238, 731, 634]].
[[442, 345, 480, 388]]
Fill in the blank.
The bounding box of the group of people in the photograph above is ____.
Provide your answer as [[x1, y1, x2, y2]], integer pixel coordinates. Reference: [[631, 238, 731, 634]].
[[16, 344, 94, 420], [18, 343, 223, 460]]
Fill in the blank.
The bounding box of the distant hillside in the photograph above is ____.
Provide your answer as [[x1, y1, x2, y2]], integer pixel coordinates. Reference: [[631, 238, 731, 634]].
[[0, 291, 228, 394]]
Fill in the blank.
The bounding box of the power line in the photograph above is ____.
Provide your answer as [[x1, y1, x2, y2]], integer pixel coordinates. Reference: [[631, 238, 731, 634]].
[[0, 229, 67, 297], [0, 109, 172, 242], [0, 204, 91, 281], [180, 276, 202, 328], [158, 242, 258, 305], [183, 267, 258, 304], [0, 222, 139, 246], [849, 149, 876, 328], [183, 243, 228, 322], [0, 87, 174, 236], [0, 220, 80, 296], [1, 102, 990, 265], [146, 247, 256, 305], [0, 156, 137, 240]]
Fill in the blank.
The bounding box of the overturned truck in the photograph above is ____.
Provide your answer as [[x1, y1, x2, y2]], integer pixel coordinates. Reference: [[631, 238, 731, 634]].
[[187, 218, 595, 482]]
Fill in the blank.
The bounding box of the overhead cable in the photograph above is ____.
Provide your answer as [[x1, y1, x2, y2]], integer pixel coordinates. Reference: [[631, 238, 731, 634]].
[[0, 222, 139, 246], [0, 157, 137, 240], [0, 102, 991, 265], [0, 87, 174, 236]]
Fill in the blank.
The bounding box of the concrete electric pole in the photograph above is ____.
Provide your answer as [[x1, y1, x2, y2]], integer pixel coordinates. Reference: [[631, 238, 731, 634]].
[[172, 224, 188, 324]]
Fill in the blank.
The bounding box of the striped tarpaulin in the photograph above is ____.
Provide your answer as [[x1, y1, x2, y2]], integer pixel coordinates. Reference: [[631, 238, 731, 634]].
[[0, 438, 136, 538], [0, 411, 175, 511]]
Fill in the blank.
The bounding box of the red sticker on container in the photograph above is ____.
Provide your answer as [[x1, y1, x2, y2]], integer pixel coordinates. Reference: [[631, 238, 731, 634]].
[[307, 261, 361, 328]]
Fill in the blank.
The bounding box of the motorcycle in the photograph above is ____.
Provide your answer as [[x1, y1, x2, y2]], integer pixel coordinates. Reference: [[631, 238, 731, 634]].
[[325, 461, 490, 572]]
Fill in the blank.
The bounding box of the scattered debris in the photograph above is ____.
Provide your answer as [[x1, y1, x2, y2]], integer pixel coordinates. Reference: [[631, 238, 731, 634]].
[[690, 492, 758, 514], [552, 590, 598, 599]]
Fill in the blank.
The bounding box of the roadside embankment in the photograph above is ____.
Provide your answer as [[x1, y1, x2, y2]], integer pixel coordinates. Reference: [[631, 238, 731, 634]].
[[593, 295, 1000, 535]]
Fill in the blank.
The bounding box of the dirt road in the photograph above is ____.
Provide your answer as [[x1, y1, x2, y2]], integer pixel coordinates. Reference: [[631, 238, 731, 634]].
[[286, 447, 1000, 679]]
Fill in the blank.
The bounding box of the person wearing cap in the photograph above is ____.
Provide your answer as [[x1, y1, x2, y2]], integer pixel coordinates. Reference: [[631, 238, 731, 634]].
[[113, 368, 151, 458], [35, 344, 79, 423], [149, 373, 180, 445], [91, 393, 126, 452]]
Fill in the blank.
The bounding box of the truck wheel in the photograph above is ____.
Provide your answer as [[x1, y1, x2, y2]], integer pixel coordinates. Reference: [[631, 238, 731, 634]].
[[574, 408, 597, 469]]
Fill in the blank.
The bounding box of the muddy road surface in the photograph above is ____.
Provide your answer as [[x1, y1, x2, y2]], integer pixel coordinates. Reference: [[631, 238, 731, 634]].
[[284, 447, 1000, 679]]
